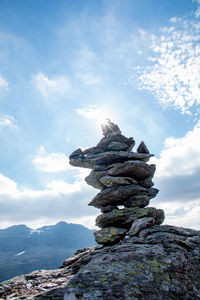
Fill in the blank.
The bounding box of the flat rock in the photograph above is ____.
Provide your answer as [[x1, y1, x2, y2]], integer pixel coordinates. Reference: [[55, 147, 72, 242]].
[[69, 151, 154, 169], [89, 184, 158, 208], [139, 176, 154, 188], [96, 134, 134, 151], [99, 175, 138, 188], [95, 207, 165, 229], [107, 141, 130, 151], [106, 160, 156, 181], [69, 148, 83, 159], [123, 190, 158, 208], [94, 227, 127, 245], [85, 171, 105, 189]]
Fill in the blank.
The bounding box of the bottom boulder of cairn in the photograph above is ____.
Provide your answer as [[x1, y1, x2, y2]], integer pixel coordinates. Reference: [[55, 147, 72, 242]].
[[69, 119, 165, 245]]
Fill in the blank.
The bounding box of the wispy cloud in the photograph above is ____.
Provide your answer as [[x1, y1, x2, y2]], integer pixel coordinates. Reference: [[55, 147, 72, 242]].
[[0, 75, 8, 90], [194, 0, 200, 17], [137, 10, 200, 116], [77, 105, 103, 119], [32, 146, 71, 173], [75, 72, 101, 85], [0, 114, 17, 128], [76, 105, 111, 124], [32, 72, 71, 99]]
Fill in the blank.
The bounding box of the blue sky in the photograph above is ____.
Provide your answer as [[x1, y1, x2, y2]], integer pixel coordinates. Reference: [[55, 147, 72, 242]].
[[0, 0, 200, 230]]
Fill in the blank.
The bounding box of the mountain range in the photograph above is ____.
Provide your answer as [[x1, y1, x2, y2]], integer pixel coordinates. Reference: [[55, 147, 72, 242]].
[[0, 221, 96, 282]]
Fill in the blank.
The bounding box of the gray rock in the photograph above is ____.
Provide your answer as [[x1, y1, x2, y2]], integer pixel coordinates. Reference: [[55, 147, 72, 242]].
[[1, 226, 199, 300], [95, 207, 165, 229], [69, 151, 154, 169], [139, 176, 154, 188], [85, 171, 105, 190], [96, 134, 134, 151], [123, 195, 150, 208], [106, 160, 156, 181], [101, 206, 118, 213], [128, 217, 155, 236], [89, 184, 158, 208], [99, 175, 138, 188], [94, 227, 127, 245], [107, 141, 130, 151], [123, 190, 158, 207], [137, 141, 150, 154], [69, 148, 83, 159]]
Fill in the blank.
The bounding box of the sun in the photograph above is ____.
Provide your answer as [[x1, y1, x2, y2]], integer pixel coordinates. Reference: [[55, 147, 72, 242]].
[[96, 112, 111, 126]]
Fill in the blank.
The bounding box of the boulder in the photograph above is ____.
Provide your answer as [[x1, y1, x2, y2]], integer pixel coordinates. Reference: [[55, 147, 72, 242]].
[[94, 227, 127, 245], [89, 184, 158, 208], [95, 207, 165, 229], [106, 160, 156, 181], [123, 189, 159, 207]]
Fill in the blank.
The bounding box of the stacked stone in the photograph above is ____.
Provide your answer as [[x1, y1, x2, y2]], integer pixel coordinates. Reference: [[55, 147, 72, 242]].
[[69, 120, 164, 245]]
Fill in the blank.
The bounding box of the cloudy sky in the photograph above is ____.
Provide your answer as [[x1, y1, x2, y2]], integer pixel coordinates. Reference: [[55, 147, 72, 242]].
[[0, 0, 200, 230]]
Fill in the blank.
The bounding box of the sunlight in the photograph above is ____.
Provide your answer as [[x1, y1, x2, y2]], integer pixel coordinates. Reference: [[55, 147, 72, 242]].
[[77, 105, 112, 126]]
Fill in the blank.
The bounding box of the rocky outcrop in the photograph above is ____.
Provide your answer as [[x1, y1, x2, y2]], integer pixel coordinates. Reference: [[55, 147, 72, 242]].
[[69, 120, 164, 245], [0, 225, 199, 299]]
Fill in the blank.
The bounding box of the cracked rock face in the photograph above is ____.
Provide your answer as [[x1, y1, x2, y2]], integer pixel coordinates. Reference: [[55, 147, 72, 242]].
[[69, 120, 164, 245], [0, 225, 199, 299]]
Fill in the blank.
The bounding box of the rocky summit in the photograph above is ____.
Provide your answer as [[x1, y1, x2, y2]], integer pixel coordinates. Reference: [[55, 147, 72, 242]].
[[69, 120, 163, 245], [0, 225, 199, 299], [0, 121, 199, 300]]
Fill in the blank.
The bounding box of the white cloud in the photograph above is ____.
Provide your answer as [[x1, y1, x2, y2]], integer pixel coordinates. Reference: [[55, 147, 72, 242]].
[[0, 171, 97, 229], [152, 121, 200, 178], [32, 72, 71, 98], [0, 173, 19, 197], [0, 75, 8, 89], [149, 122, 200, 230], [154, 198, 200, 230], [137, 13, 200, 115], [32, 146, 71, 173], [0, 114, 17, 128]]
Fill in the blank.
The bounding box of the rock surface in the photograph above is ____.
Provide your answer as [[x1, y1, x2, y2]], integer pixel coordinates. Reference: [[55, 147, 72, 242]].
[[0, 225, 199, 299]]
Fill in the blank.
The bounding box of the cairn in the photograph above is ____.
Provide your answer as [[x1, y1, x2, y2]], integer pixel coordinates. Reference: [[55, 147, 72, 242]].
[[69, 120, 164, 245]]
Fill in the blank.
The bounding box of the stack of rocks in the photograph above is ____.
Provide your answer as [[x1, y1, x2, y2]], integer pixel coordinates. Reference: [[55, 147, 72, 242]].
[[69, 120, 164, 245]]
